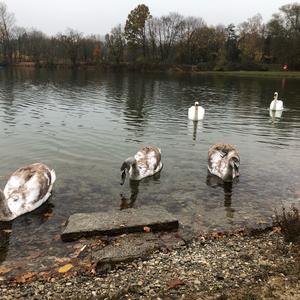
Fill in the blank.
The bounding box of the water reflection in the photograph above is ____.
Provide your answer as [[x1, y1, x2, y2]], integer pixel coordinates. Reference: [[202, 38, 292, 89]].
[[120, 180, 139, 209], [0, 201, 55, 264], [206, 174, 239, 220], [0, 222, 12, 263], [188, 120, 203, 141], [120, 172, 162, 210]]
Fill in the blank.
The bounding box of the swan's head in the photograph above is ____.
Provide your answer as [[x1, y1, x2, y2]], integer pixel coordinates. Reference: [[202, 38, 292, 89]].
[[194, 101, 199, 106], [120, 157, 136, 185], [274, 92, 278, 99]]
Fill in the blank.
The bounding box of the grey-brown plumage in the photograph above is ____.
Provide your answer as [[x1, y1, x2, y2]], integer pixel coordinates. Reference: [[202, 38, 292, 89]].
[[0, 163, 56, 221], [121, 146, 162, 184], [208, 143, 240, 182]]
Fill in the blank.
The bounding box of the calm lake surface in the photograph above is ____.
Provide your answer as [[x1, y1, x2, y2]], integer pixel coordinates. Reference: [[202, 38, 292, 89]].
[[0, 68, 300, 267]]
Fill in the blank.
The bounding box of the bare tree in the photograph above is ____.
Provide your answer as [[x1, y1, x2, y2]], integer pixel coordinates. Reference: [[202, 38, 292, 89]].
[[57, 28, 83, 66], [0, 1, 15, 64]]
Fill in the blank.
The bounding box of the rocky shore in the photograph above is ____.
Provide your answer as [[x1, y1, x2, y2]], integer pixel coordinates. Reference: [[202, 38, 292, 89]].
[[1, 230, 299, 300]]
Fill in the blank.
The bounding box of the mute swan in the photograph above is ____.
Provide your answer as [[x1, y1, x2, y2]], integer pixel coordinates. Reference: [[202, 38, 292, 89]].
[[188, 101, 205, 121], [0, 163, 56, 221], [120, 146, 162, 184], [270, 92, 283, 111], [208, 144, 240, 182]]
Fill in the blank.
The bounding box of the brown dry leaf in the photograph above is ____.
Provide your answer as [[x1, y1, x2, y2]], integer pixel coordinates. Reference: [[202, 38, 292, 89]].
[[167, 278, 185, 289], [257, 220, 268, 225], [43, 212, 53, 218], [211, 232, 224, 239], [58, 263, 74, 273], [15, 272, 36, 283], [272, 226, 282, 233], [81, 261, 96, 274], [39, 271, 51, 279], [54, 257, 70, 264], [0, 266, 12, 274], [143, 226, 151, 233]]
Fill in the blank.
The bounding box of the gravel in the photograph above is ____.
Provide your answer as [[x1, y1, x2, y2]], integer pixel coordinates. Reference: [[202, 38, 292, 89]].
[[0, 232, 299, 299]]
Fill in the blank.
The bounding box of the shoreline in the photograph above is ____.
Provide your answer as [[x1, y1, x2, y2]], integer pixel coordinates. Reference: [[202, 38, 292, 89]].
[[0, 229, 299, 299], [4, 62, 300, 79]]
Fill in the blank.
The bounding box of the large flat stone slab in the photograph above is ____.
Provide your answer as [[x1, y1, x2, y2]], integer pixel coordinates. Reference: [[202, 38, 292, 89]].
[[61, 206, 179, 242], [94, 233, 159, 273]]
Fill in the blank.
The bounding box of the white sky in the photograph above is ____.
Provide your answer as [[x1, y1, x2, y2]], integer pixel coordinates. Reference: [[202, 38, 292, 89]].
[[3, 0, 292, 36]]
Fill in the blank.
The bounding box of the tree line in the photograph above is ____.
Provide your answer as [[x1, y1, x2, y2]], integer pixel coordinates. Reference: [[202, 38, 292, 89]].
[[0, 2, 300, 70]]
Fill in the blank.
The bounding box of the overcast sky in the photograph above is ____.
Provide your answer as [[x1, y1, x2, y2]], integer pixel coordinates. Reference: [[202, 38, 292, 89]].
[[3, 0, 293, 36]]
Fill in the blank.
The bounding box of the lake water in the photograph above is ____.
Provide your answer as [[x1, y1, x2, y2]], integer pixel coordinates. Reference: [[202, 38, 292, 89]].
[[0, 68, 300, 268]]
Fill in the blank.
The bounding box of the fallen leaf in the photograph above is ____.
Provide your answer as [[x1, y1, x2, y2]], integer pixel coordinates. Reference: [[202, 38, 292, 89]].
[[271, 226, 282, 234], [58, 263, 74, 273], [257, 220, 268, 225], [143, 226, 151, 233], [15, 272, 36, 283], [211, 232, 224, 239], [167, 278, 185, 289], [81, 261, 96, 274], [54, 257, 70, 264], [0, 266, 12, 274]]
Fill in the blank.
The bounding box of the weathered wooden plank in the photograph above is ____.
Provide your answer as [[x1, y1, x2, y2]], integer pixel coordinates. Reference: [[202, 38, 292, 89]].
[[61, 206, 179, 242]]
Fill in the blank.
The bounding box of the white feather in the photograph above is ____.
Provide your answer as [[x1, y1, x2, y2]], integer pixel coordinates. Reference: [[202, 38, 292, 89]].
[[0, 163, 56, 221]]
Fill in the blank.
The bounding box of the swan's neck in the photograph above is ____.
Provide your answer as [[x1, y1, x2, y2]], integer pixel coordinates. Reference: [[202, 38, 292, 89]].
[[0, 189, 13, 221], [223, 164, 233, 181], [131, 163, 140, 177], [194, 105, 198, 119]]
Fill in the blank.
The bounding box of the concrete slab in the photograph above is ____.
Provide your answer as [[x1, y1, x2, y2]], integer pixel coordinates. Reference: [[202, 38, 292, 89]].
[[61, 206, 179, 242], [94, 233, 159, 272]]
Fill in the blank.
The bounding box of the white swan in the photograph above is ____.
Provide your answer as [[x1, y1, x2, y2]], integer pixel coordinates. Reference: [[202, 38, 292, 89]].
[[188, 101, 205, 121], [120, 146, 162, 184], [0, 163, 56, 221], [270, 92, 283, 111], [208, 144, 240, 182]]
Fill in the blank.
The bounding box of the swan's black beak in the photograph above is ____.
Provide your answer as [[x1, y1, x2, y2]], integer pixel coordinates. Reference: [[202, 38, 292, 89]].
[[120, 170, 126, 185]]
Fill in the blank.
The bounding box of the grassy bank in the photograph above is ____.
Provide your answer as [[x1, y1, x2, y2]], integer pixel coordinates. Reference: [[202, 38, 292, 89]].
[[9, 62, 300, 78]]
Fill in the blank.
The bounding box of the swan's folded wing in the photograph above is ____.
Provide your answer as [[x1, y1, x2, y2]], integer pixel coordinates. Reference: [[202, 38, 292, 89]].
[[24, 172, 51, 205], [3, 175, 26, 198]]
